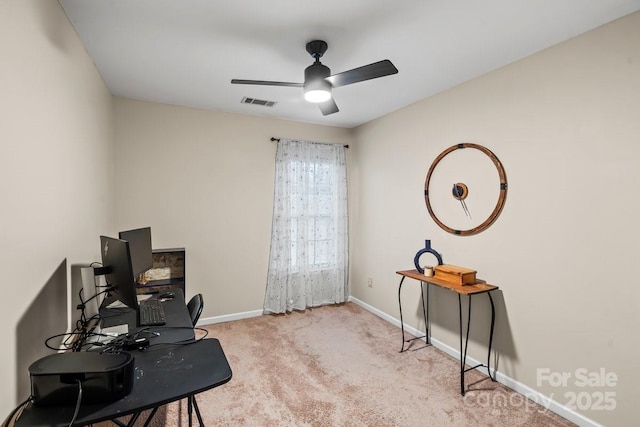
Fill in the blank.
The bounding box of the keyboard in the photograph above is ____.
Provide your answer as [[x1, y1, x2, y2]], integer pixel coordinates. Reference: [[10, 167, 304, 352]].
[[138, 299, 167, 326]]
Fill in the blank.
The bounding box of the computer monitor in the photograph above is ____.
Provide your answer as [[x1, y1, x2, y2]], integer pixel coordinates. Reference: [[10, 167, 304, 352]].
[[119, 227, 153, 282], [100, 236, 139, 311]]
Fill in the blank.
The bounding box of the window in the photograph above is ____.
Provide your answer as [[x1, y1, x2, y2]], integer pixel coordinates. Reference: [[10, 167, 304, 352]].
[[289, 161, 336, 270]]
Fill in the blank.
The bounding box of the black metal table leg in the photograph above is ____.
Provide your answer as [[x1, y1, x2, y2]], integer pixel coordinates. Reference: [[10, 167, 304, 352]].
[[398, 276, 428, 352], [458, 294, 472, 396], [486, 292, 496, 382], [121, 411, 141, 427], [398, 276, 407, 352], [142, 407, 160, 427], [189, 395, 204, 426], [425, 282, 430, 345], [459, 291, 498, 395], [459, 294, 464, 395]]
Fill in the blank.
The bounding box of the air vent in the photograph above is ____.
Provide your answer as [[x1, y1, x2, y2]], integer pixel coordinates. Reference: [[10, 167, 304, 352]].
[[241, 97, 277, 107]]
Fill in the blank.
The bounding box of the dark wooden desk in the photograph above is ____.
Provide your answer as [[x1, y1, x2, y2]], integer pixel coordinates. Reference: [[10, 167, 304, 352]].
[[396, 269, 498, 395], [13, 293, 232, 426]]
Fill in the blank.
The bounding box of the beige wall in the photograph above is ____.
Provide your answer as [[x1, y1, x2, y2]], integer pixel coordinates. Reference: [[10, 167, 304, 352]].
[[0, 0, 113, 415], [113, 98, 354, 317], [351, 12, 640, 426]]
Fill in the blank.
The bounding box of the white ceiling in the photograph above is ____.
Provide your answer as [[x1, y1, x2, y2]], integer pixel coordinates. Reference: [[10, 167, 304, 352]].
[[59, 0, 640, 128]]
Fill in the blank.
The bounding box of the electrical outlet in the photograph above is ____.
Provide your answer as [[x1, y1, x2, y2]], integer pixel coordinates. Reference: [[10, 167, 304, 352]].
[[367, 277, 373, 288]]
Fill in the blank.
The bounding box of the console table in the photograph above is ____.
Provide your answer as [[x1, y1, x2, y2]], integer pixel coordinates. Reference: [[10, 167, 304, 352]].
[[396, 269, 498, 395]]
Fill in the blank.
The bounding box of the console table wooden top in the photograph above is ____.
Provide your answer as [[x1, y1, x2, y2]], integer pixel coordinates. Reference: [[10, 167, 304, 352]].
[[396, 269, 498, 295]]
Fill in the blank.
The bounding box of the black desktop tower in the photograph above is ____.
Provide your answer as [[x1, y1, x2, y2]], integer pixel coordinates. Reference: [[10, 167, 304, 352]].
[[29, 351, 134, 406]]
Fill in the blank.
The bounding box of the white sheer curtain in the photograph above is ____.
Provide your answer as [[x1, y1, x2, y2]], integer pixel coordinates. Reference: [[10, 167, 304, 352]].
[[264, 139, 349, 314]]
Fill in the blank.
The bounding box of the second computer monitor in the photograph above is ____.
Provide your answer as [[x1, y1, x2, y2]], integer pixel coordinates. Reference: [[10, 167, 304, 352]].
[[119, 227, 153, 281]]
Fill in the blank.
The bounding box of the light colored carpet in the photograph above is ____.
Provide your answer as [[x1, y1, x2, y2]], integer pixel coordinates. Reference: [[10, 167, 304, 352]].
[[104, 302, 574, 426]]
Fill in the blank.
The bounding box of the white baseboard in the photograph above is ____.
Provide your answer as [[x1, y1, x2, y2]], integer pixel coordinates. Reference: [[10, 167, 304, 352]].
[[197, 308, 264, 326], [348, 296, 601, 427]]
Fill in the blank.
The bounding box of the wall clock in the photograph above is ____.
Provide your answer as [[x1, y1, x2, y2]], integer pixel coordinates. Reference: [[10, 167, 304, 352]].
[[424, 143, 507, 236]]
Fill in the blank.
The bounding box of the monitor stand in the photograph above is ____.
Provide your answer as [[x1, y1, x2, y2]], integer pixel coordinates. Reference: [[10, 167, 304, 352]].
[[80, 267, 128, 346]]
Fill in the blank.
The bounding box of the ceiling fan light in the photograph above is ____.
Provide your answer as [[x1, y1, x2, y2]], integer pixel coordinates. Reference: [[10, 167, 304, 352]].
[[304, 88, 331, 103], [304, 77, 332, 103]]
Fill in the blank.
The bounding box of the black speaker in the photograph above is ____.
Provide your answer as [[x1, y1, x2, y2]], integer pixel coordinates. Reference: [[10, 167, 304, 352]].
[[29, 351, 134, 406]]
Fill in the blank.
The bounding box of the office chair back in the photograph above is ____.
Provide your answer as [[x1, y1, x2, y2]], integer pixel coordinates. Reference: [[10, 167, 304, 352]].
[[182, 294, 206, 424], [187, 293, 204, 326]]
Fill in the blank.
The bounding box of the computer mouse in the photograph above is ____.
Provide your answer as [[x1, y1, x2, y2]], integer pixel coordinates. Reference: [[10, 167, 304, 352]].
[[159, 292, 175, 299]]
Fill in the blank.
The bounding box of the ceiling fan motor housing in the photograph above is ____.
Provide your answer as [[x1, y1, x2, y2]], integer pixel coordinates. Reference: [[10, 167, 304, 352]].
[[304, 62, 330, 86]]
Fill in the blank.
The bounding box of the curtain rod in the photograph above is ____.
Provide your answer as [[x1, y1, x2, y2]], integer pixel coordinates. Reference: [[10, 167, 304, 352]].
[[270, 137, 349, 149]]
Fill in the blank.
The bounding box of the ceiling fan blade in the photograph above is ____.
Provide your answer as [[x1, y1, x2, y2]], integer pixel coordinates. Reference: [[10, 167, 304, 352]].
[[231, 79, 303, 88], [326, 59, 398, 88], [318, 98, 339, 116]]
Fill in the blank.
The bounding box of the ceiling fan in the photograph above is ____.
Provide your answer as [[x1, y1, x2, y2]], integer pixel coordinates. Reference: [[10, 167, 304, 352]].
[[231, 40, 398, 116]]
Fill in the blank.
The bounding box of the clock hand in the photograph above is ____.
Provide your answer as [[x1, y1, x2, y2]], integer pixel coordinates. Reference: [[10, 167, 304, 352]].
[[453, 184, 471, 218], [461, 199, 471, 219]]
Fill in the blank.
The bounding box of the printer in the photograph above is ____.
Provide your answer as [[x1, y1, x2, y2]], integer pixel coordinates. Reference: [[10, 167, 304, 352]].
[[29, 351, 134, 406]]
